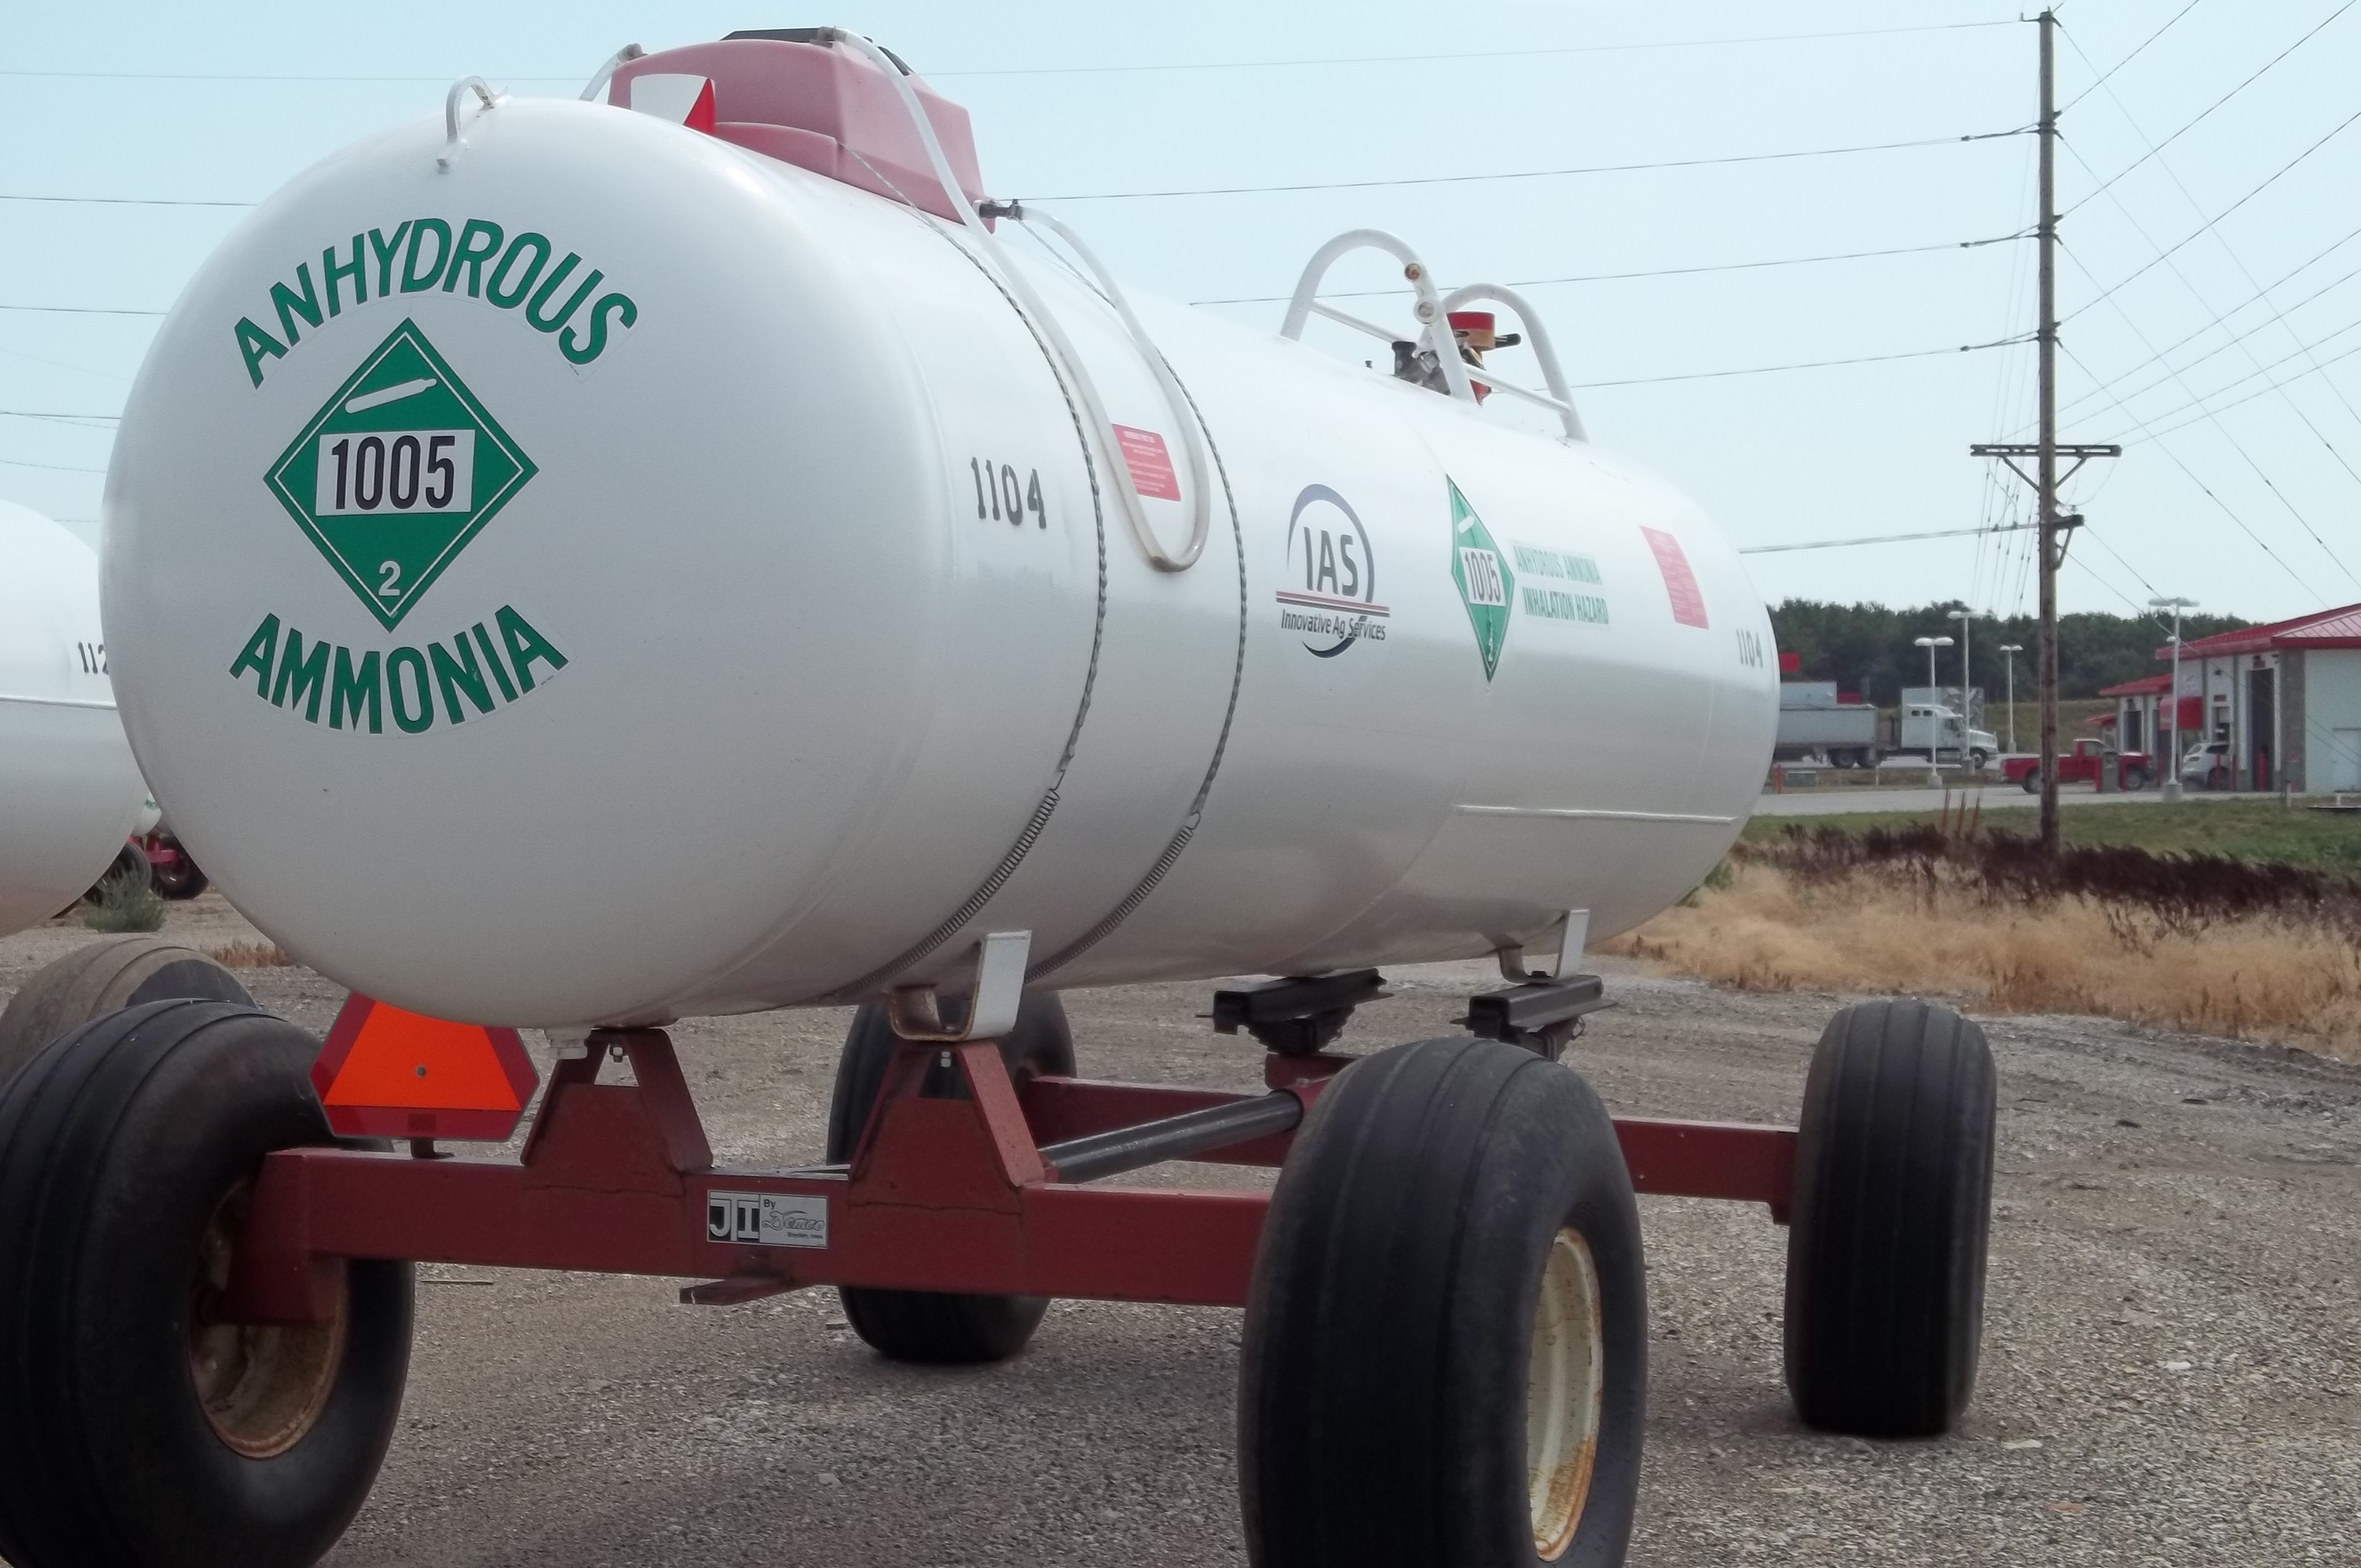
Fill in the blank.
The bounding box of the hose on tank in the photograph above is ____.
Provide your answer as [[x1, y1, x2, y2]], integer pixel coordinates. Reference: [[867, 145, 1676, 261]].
[[819, 28, 1211, 574]]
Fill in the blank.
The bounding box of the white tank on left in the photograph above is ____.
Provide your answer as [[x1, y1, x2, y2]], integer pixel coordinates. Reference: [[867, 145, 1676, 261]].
[[0, 500, 147, 935]]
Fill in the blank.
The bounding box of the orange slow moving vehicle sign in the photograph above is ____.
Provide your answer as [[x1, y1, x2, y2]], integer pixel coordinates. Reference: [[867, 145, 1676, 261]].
[[309, 993, 540, 1140]]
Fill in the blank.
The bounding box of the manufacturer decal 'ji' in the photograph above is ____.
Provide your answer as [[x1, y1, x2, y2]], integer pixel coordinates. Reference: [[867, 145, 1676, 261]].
[[1448, 479, 1513, 681], [264, 319, 536, 631]]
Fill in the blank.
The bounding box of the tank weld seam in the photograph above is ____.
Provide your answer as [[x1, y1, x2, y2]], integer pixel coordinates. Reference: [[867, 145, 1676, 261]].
[[1027, 363, 1248, 981], [814, 177, 1109, 1003]]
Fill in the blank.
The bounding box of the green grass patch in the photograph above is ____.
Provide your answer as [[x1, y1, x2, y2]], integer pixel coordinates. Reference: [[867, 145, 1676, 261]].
[[1744, 798, 2361, 872]]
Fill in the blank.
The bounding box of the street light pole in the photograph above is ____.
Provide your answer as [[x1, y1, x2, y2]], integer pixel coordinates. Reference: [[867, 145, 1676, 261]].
[[1947, 606, 1974, 732], [1999, 644, 2024, 753], [1914, 635, 1955, 777], [2151, 595, 2195, 802]]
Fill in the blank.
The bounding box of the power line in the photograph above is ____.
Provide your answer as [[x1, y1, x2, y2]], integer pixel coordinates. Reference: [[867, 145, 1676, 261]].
[[1190, 233, 2026, 307], [2059, 218, 2361, 417], [0, 21, 2028, 87], [1569, 335, 2030, 390], [0, 455, 106, 473], [1026, 129, 2028, 202], [2065, 100, 2361, 322], [0, 302, 165, 316], [2060, 242, 2361, 592], [934, 20, 2028, 75], [0, 410, 119, 421], [2060, 0, 2205, 113], [2064, 0, 2355, 215], [2137, 331, 2361, 440], [2055, 61, 2361, 519], [2057, 339, 2325, 603], [1, 191, 249, 209], [1741, 521, 2036, 554]]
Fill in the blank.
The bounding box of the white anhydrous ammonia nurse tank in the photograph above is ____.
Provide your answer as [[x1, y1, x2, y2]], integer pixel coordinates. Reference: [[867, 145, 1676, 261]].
[[105, 32, 1777, 1027], [0, 499, 147, 934]]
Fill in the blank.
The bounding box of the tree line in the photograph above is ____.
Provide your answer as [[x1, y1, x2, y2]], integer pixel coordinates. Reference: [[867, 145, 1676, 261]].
[[1767, 599, 2255, 704]]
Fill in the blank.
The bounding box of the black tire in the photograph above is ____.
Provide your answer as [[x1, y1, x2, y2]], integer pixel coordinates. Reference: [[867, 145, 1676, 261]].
[[2020, 769, 2042, 794], [1968, 748, 1989, 772], [825, 992, 1075, 1363], [0, 1001, 414, 1568], [1784, 998, 1996, 1438], [2121, 765, 2147, 791], [1241, 1037, 1646, 1567], [0, 935, 254, 1087], [152, 841, 210, 900], [84, 839, 153, 902]]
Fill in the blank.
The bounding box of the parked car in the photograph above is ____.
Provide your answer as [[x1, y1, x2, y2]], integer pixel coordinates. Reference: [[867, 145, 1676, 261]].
[[2180, 741, 2234, 790]]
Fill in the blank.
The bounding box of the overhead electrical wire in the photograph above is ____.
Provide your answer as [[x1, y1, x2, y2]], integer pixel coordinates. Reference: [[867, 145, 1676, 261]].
[[1025, 129, 2030, 202], [0, 409, 118, 421], [0, 303, 166, 315], [2059, 0, 2205, 113], [2058, 116, 2361, 513], [2064, 0, 2355, 215], [2056, 338, 2327, 605], [2060, 222, 2361, 418], [2138, 333, 2361, 441], [1568, 335, 2030, 390], [1740, 521, 2036, 555], [1191, 232, 2027, 307], [2060, 241, 2361, 593], [0, 454, 107, 473], [0, 20, 2027, 86], [2065, 100, 2361, 322]]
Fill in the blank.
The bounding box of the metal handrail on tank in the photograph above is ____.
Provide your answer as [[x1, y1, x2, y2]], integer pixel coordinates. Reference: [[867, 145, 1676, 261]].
[[1438, 282, 1586, 442], [578, 44, 645, 103], [438, 77, 501, 171], [819, 28, 1212, 574], [1280, 235, 1586, 442], [1279, 230, 1473, 405]]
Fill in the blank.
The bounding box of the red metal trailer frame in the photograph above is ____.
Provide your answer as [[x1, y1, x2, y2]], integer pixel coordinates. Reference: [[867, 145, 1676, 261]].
[[224, 1026, 1794, 1326]]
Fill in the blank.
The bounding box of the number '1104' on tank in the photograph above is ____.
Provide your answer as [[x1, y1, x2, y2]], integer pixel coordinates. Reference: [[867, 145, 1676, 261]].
[[101, 36, 1778, 1030]]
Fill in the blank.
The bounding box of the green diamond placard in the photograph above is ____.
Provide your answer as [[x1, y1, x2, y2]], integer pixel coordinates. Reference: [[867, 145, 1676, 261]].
[[265, 319, 536, 631], [1448, 478, 1514, 681]]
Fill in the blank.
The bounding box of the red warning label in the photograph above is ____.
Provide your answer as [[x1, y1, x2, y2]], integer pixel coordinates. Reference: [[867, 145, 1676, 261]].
[[1113, 424, 1182, 501], [1641, 526, 1710, 629]]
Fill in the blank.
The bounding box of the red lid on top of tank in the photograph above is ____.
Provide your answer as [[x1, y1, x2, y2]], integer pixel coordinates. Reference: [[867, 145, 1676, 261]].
[[1446, 312, 1495, 333], [608, 32, 986, 223]]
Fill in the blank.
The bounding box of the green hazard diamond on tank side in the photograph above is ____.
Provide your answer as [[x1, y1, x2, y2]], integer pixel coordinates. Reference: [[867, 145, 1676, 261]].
[[1449, 478, 1514, 682], [264, 319, 536, 632]]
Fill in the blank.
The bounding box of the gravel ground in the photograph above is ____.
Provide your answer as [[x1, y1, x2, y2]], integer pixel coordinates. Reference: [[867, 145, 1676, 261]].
[[3, 894, 2357, 1566]]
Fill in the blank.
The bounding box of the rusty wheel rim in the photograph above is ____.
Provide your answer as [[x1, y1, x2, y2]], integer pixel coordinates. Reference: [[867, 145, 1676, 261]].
[[187, 1182, 349, 1458], [1526, 1227, 1604, 1561]]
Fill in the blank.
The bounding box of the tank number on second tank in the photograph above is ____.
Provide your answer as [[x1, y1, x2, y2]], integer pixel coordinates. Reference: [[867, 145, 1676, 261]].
[[969, 458, 1046, 529]]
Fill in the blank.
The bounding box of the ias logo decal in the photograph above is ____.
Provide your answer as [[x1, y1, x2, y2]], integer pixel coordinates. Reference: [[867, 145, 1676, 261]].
[[1277, 485, 1389, 658]]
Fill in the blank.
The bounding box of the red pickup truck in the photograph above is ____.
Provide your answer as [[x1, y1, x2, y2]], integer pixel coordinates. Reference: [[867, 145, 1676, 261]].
[[2002, 737, 2155, 792]]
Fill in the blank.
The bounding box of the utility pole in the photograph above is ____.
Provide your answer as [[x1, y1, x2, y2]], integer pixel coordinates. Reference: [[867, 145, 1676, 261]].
[[1970, 8, 2120, 856]]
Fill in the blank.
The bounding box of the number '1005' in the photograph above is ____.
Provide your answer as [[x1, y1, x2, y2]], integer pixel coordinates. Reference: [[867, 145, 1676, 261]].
[[314, 429, 476, 517]]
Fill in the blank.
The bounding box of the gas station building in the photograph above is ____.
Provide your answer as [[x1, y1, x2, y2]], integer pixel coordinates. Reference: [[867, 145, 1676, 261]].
[[2102, 603, 2361, 792]]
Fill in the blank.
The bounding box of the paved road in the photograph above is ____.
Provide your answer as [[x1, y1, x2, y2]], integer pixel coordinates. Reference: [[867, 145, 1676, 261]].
[[3, 902, 2355, 1566], [1756, 786, 2283, 816]]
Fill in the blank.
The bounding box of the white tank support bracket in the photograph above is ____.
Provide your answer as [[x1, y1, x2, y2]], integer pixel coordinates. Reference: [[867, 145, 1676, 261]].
[[1438, 283, 1587, 442], [1497, 908, 1590, 983], [1280, 230, 1472, 404], [885, 930, 1033, 1041], [438, 77, 501, 171], [818, 28, 1210, 573], [579, 43, 646, 103]]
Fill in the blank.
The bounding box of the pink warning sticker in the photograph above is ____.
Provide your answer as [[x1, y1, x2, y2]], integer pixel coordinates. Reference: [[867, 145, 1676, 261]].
[[1641, 526, 1710, 629], [1113, 425, 1182, 501]]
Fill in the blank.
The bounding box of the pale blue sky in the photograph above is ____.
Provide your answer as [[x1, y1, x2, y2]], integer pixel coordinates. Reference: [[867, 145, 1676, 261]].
[[6, 1, 2358, 624]]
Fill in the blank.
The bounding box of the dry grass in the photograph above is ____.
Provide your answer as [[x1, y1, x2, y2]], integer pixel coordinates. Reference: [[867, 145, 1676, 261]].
[[1606, 861, 2361, 1062], [208, 940, 296, 969]]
